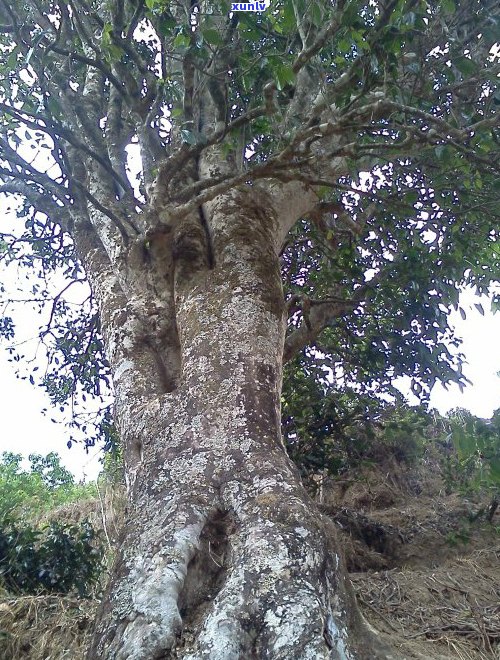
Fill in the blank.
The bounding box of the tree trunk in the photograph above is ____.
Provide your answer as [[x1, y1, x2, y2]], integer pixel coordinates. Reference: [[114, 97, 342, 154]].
[[88, 188, 392, 659]]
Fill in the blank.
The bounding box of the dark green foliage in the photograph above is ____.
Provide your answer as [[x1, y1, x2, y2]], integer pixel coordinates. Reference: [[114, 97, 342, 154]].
[[283, 357, 500, 512], [282, 356, 429, 478], [0, 452, 104, 597], [441, 408, 500, 497], [28, 452, 74, 488], [0, 518, 103, 596]]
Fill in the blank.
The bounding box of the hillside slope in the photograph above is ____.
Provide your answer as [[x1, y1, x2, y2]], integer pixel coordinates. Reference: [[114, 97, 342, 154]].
[[1, 458, 498, 659]]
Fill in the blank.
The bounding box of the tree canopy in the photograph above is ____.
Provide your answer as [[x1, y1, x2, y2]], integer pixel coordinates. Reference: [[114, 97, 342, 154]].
[[0, 0, 499, 449]]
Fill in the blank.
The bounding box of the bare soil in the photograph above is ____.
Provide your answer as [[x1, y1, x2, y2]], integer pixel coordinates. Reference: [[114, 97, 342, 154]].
[[323, 455, 500, 659]]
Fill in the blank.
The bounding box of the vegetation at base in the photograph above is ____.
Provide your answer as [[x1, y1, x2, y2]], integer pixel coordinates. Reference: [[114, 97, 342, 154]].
[[0, 518, 103, 596], [0, 401, 497, 601], [440, 408, 500, 521], [0, 452, 104, 597], [282, 357, 431, 478], [282, 360, 500, 511]]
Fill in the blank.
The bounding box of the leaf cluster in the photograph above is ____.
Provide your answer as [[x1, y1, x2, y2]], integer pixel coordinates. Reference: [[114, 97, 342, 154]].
[[282, 356, 430, 479], [443, 408, 500, 492], [0, 518, 103, 596]]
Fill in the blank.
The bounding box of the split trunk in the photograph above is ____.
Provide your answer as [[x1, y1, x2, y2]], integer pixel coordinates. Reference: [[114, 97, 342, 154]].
[[86, 187, 392, 659]]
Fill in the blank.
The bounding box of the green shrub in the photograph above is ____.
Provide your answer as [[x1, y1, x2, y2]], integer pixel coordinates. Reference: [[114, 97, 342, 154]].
[[441, 408, 500, 497], [0, 518, 103, 596], [282, 357, 428, 479]]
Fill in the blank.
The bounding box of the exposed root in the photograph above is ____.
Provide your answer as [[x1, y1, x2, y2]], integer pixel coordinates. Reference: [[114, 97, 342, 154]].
[[87, 504, 209, 660], [173, 510, 391, 660]]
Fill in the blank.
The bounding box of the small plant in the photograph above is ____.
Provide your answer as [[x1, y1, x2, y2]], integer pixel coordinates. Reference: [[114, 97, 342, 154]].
[[445, 526, 471, 547]]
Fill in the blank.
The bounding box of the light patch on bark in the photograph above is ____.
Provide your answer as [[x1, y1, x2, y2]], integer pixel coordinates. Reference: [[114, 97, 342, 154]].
[[87, 189, 392, 660], [108, 517, 208, 660], [325, 613, 352, 660], [113, 358, 135, 386]]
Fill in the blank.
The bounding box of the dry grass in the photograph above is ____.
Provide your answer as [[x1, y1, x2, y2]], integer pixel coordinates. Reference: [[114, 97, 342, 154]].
[[0, 483, 125, 660], [0, 590, 98, 660], [352, 545, 500, 659], [1, 473, 498, 660]]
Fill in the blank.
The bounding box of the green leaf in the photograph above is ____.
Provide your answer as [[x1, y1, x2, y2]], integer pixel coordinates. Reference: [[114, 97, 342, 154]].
[[202, 28, 222, 46], [441, 0, 456, 14], [434, 145, 454, 164], [173, 33, 190, 49], [474, 303, 484, 316], [455, 56, 476, 77], [180, 129, 198, 145], [310, 1, 323, 27], [157, 15, 176, 36], [276, 64, 295, 90], [282, 4, 296, 32], [405, 189, 419, 205], [337, 38, 352, 54], [341, 1, 359, 28]]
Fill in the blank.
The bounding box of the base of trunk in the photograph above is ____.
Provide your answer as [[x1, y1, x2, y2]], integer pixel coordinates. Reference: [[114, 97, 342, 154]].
[[88, 487, 398, 659]]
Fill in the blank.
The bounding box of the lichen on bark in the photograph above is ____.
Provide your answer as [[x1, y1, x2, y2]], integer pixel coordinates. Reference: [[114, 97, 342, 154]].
[[86, 188, 393, 660]]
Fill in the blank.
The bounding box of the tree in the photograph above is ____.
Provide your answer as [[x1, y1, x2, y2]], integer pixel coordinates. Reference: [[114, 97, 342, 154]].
[[1, 0, 499, 657]]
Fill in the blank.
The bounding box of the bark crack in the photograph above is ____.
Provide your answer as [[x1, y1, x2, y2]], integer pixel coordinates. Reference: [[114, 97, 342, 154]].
[[177, 510, 233, 643], [197, 202, 215, 270]]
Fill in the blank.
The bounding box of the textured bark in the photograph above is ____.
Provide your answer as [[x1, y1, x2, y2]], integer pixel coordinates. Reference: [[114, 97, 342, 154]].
[[86, 186, 394, 660]]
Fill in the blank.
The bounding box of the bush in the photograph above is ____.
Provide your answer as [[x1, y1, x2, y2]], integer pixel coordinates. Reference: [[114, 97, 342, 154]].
[[0, 451, 105, 597], [439, 408, 500, 517], [282, 357, 428, 479], [0, 518, 103, 596]]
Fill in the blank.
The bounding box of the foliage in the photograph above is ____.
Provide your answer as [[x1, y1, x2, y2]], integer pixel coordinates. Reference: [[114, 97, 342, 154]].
[[0, 517, 103, 596], [445, 525, 471, 547], [0, 452, 104, 598], [0, 451, 96, 521], [0, 0, 499, 447], [283, 356, 429, 478], [99, 445, 125, 487], [440, 408, 500, 500]]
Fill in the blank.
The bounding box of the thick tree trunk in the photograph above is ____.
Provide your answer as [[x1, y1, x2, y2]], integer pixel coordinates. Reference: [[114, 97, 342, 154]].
[[88, 189, 392, 659]]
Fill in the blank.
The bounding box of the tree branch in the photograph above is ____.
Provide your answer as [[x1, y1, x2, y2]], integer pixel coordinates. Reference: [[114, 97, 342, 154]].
[[283, 296, 357, 364]]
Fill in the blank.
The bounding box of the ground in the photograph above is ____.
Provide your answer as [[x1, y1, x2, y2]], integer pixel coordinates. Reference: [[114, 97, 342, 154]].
[[327, 455, 500, 659], [1, 451, 499, 659]]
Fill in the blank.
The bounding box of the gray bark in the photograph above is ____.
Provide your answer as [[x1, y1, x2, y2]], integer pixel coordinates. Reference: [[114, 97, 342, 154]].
[[85, 184, 395, 659]]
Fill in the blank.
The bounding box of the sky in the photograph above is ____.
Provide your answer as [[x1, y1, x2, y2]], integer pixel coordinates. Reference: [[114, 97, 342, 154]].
[[0, 258, 106, 481]]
